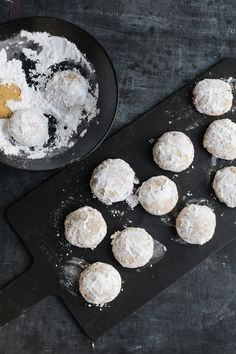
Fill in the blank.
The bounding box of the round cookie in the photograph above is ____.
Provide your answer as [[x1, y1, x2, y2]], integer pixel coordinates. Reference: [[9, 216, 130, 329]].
[[64, 206, 107, 249], [153, 131, 194, 172], [8, 109, 48, 146], [90, 158, 135, 205], [193, 79, 233, 116], [111, 227, 154, 268], [203, 118, 236, 160], [79, 262, 122, 305], [45, 70, 89, 114], [176, 204, 216, 245], [213, 166, 236, 208], [138, 176, 178, 216]]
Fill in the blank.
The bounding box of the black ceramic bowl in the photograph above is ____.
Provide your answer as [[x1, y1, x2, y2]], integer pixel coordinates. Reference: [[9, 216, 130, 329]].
[[0, 17, 118, 171]]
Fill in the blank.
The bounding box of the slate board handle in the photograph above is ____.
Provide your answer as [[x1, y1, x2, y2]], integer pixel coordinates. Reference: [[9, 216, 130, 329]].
[[0, 265, 48, 327], [57, 290, 96, 339]]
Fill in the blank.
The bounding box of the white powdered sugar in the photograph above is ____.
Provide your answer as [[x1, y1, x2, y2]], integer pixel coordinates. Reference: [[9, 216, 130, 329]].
[[59, 257, 89, 296], [0, 30, 99, 159], [125, 193, 139, 209], [20, 30, 92, 75]]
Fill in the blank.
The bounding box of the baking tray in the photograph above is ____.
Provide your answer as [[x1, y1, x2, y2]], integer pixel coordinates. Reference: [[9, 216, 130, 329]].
[[2, 58, 236, 339]]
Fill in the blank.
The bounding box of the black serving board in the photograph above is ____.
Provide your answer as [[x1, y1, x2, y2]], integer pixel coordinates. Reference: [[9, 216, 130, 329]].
[[3, 59, 236, 339]]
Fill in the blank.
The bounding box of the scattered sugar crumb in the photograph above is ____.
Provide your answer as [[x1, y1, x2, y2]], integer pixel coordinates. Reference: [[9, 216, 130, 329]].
[[211, 156, 218, 166], [186, 121, 200, 131], [172, 173, 179, 179], [109, 209, 125, 217], [148, 138, 155, 144], [79, 128, 87, 138], [126, 193, 139, 209], [160, 215, 173, 227]]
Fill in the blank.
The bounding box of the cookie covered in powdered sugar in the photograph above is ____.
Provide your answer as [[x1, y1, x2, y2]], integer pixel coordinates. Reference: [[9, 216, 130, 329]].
[[45, 70, 89, 115], [79, 262, 122, 305], [90, 158, 135, 205], [138, 176, 178, 216], [176, 204, 216, 245], [213, 166, 236, 208], [203, 118, 236, 160], [8, 109, 48, 147], [193, 79, 233, 116], [111, 227, 154, 268], [64, 206, 107, 249], [153, 131, 194, 172]]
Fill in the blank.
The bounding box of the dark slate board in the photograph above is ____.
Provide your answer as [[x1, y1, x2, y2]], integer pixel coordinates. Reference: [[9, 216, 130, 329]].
[[4, 58, 236, 339]]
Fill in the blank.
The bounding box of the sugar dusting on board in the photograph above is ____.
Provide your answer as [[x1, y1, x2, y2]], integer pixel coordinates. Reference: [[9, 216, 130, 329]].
[[136, 240, 167, 272], [59, 257, 89, 296], [0, 30, 99, 159], [125, 177, 140, 209], [126, 193, 139, 209]]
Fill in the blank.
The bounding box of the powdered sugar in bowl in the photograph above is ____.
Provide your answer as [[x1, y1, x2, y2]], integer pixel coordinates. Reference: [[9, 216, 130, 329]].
[[0, 17, 118, 170]]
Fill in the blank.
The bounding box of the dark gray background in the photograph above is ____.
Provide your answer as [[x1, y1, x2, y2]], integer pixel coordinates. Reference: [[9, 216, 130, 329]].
[[0, 0, 235, 353]]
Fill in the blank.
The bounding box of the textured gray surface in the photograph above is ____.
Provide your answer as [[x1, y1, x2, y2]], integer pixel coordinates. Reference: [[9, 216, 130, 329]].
[[0, 0, 236, 353]]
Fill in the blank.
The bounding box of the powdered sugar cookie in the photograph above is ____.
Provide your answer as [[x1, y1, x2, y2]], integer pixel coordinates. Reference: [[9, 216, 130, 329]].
[[45, 70, 89, 114], [138, 176, 178, 215], [111, 227, 154, 268], [213, 166, 236, 208], [79, 262, 122, 305], [176, 204, 216, 245], [64, 206, 107, 249], [90, 158, 135, 205], [153, 131, 194, 172], [193, 79, 233, 116], [8, 109, 48, 146], [203, 118, 236, 160]]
